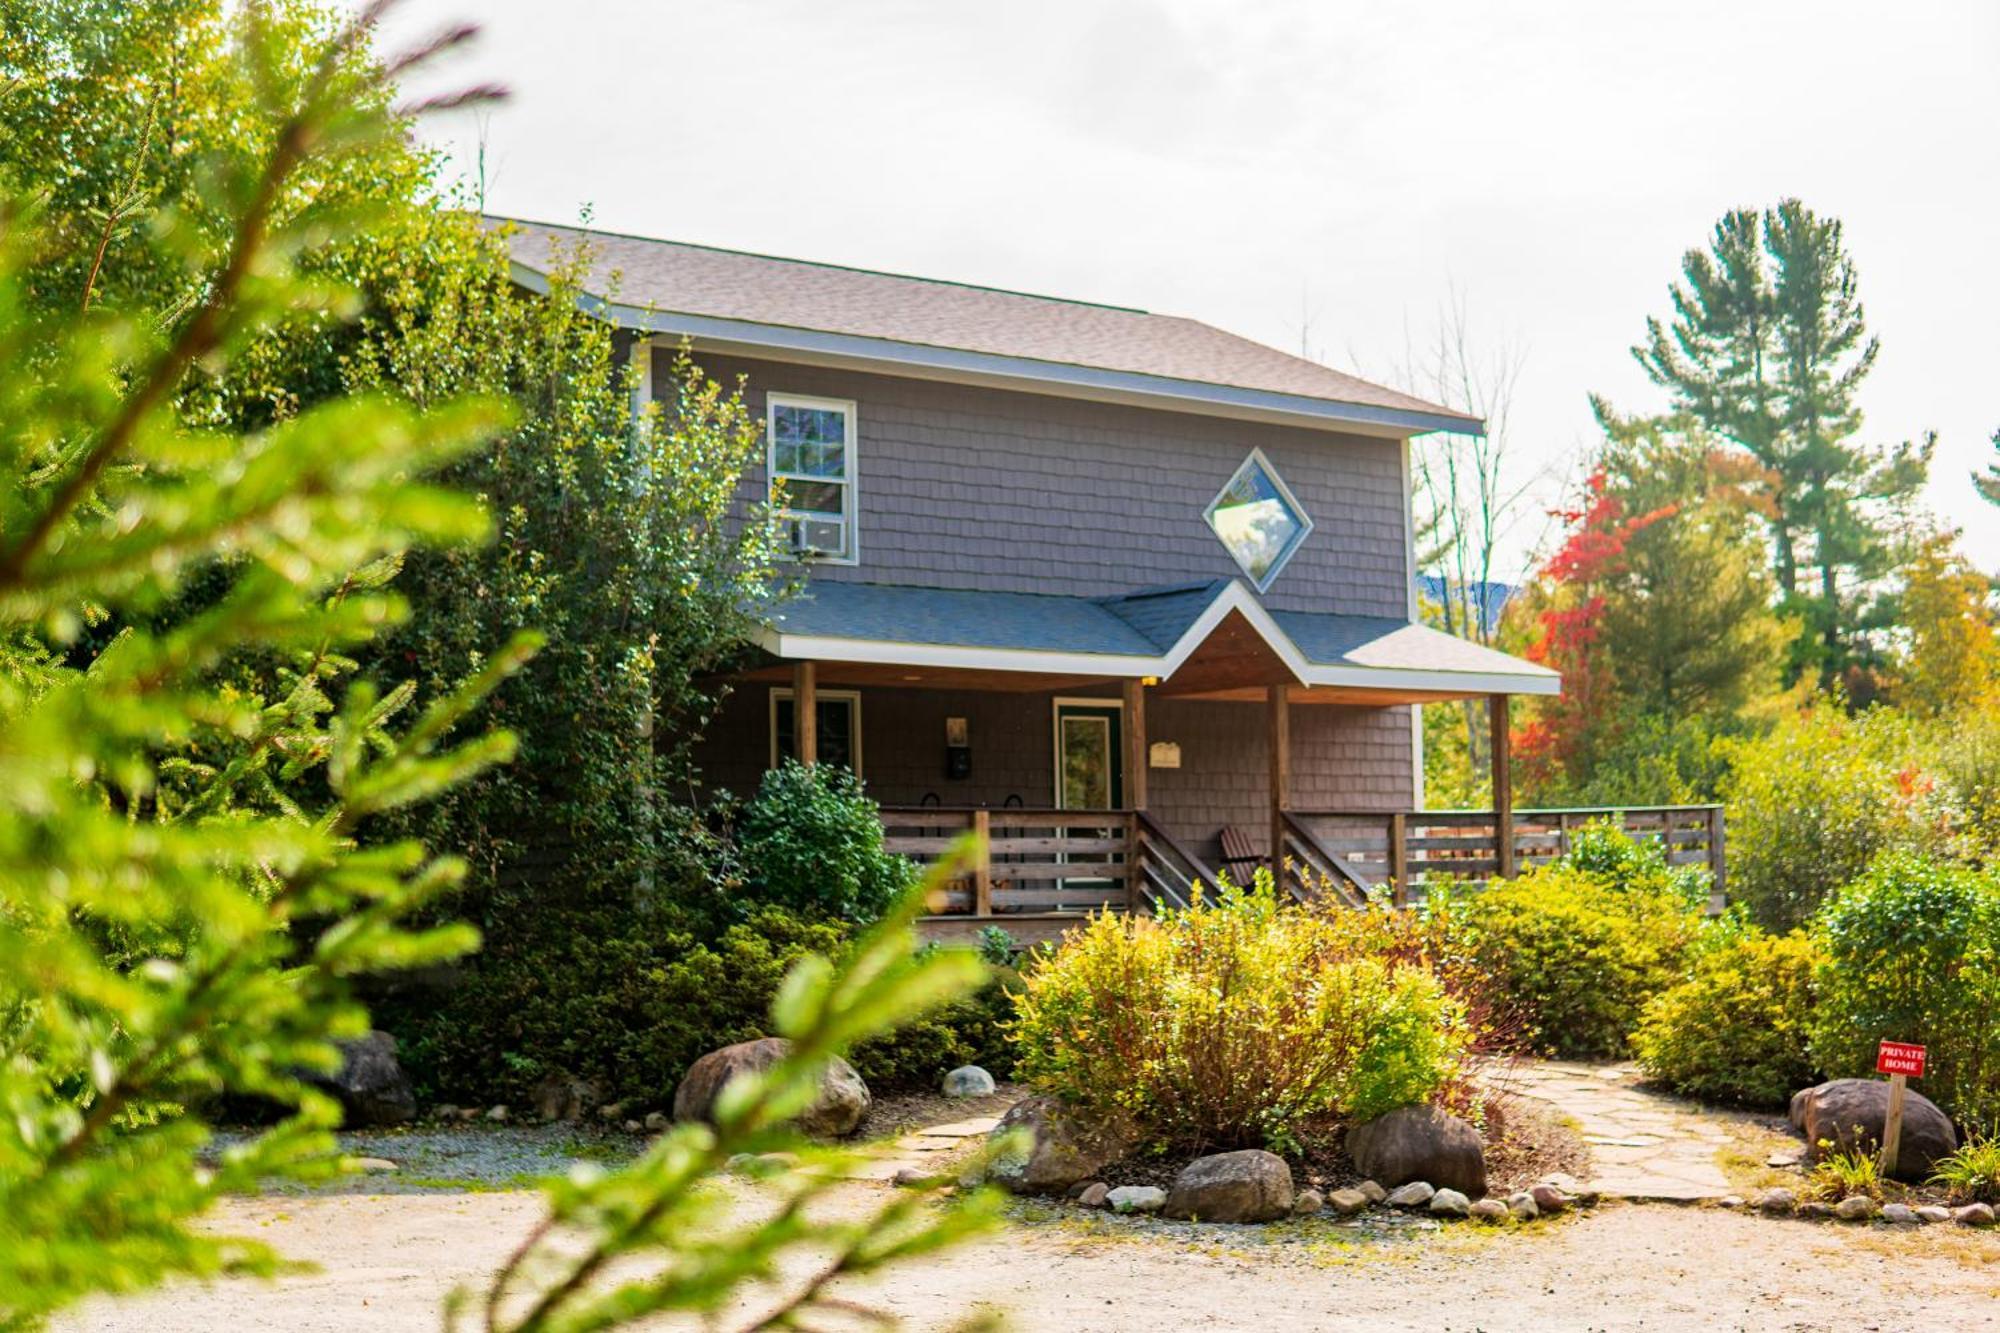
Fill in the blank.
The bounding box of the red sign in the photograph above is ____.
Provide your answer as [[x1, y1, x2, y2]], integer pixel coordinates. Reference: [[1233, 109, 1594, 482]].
[[1877, 1040, 1927, 1077]]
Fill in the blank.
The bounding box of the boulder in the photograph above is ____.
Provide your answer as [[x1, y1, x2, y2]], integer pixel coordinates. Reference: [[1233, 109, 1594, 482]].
[[1834, 1195, 1877, 1222], [1429, 1188, 1471, 1217], [485, 1104, 509, 1123], [1357, 1179, 1388, 1205], [1346, 1106, 1486, 1198], [673, 1037, 870, 1139], [1881, 1203, 1920, 1225], [1077, 1182, 1111, 1209], [531, 1075, 599, 1123], [1293, 1188, 1324, 1216], [1163, 1149, 1295, 1223], [1790, 1079, 1958, 1181], [1955, 1203, 1996, 1228], [1915, 1205, 1953, 1224], [1327, 1187, 1370, 1217], [943, 1066, 997, 1098], [1106, 1185, 1166, 1214], [1386, 1181, 1435, 1209], [304, 1031, 414, 1127], [982, 1096, 1141, 1195], [1469, 1198, 1509, 1222]]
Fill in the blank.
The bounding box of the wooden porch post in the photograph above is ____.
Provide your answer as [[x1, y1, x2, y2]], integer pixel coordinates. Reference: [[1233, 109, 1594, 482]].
[[793, 660, 817, 766], [1268, 684, 1290, 884], [1490, 693, 1515, 878], [1122, 677, 1149, 812]]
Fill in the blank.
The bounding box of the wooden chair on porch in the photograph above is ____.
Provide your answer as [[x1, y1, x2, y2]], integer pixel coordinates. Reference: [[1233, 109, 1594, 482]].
[[1218, 826, 1262, 884]]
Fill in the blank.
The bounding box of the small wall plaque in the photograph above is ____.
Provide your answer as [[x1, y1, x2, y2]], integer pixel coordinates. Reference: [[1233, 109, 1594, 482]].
[[1149, 741, 1182, 769]]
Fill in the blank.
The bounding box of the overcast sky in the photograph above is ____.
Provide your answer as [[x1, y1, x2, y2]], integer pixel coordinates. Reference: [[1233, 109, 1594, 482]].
[[378, 0, 2000, 578]]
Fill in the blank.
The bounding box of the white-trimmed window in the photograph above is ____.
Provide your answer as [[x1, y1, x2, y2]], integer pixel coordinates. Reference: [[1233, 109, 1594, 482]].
[[769, 687, 863, 774], [1205, 447, 1312, 591], [768, 393, 857, 562]]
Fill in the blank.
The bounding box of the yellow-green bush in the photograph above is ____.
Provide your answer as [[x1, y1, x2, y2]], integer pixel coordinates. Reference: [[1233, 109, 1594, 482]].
[[1459, 863, 1697, 1059], [1007, 874, 1469, 1151], [1633, 927, 1821, 1105]]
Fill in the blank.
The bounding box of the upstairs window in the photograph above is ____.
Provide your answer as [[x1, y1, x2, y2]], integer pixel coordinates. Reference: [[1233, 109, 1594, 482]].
[[1205, 448, 1312, 591], [768, 393, 857, 562]]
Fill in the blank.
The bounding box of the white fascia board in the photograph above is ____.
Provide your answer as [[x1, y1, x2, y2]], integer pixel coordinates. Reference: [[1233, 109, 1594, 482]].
[[1155, 580, 1313, 682], [509, 262, 1482, 440], [757, 627, 1161, 678], [1299, 662, 1563, 697]]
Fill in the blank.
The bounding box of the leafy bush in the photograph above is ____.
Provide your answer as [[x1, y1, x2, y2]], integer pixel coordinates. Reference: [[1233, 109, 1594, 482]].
[[1633, 927, 1820, 1105], [1563, 818, 1713, 908], [1930, 1136, 2000, 1204], [1720, 705, 1943, 929], [1459, 862, 1697, 1059], [737, 761, 918, 924], [852, 966, 1019, 1092], [1810, 851, 2000, 1131], [1008, 873, 1469, 1152]]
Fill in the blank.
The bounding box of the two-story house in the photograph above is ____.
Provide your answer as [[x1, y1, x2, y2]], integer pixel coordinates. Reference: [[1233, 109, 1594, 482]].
[[499, 219, 1719, 937]]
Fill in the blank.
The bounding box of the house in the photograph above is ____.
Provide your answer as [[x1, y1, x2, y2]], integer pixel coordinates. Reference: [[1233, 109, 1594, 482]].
[[499, 219, 1723, 936]]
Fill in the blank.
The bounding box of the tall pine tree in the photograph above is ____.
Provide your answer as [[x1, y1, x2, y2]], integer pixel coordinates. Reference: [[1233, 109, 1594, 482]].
[[1634, 199, 1928, 688]]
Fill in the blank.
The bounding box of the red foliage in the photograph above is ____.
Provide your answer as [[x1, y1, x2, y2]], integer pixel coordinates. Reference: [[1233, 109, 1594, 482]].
[[1517, 469, 1674, 786]]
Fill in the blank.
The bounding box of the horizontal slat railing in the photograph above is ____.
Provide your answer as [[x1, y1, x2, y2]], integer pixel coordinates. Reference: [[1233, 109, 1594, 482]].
[[1287, 804, 1726, 907], [882, 807, 1139, 917]]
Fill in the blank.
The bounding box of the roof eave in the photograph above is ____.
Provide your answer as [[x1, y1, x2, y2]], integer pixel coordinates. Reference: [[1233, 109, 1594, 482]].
[[509, 260, 1485, 440]]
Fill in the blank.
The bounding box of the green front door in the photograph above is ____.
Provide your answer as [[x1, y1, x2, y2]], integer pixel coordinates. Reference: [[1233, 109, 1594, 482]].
[[1055, 703, 1123, 811]]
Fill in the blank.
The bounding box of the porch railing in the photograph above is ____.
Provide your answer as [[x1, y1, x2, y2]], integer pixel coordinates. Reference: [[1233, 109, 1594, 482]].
[[1287, 804, 1727, 907], [880, 807, 1218, 918]]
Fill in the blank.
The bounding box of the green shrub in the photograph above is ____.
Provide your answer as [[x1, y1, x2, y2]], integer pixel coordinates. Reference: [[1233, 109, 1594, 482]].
[[1008, 874, 1469, 1152], [852, 966, 1019, 1092], [737, 761, 917, 925], [1809, 851, 2000, 1131], [1719, 705, 1941, 930], [1563, 818, 1712, 908], [1930, 1136, 2000, 1203], [1461, 863, 1697, 1059], [1633, 927, 1820, 1105]]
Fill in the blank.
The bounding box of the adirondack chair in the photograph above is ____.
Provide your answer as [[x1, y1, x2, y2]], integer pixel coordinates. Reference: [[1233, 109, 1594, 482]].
[[1217, 825, 1263, 884]]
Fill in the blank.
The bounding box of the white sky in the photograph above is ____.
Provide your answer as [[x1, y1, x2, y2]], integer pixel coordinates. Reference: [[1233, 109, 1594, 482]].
[[377, 0, 2000, 579]]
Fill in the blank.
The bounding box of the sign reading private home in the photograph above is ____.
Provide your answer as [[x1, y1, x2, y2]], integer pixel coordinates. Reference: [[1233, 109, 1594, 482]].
[[1876, 1040, 1926, 1078]]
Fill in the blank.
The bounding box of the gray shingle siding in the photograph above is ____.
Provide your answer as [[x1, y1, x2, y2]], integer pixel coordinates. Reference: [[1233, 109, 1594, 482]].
[[672, 352, 1412, 619]]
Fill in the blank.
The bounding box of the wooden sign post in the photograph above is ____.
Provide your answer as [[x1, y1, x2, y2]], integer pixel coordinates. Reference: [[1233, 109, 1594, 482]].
[[1875, 1040, 1927, 1177]]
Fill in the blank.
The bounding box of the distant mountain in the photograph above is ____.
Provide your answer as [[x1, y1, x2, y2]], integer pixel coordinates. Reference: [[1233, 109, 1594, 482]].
[[1417, 576, 1517, 638]]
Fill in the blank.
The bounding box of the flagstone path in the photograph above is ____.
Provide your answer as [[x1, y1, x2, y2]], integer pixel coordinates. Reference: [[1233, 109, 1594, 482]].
[[841, 1113, 1002, 1181], [1503, 1059, 1745, 1202]]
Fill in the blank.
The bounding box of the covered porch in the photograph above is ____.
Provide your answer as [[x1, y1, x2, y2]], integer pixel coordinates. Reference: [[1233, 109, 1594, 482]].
[[717, 577, 1715, 939]]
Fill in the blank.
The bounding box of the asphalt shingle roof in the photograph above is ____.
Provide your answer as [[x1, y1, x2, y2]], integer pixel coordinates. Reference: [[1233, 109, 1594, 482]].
[[491, 217, 1476, 427]]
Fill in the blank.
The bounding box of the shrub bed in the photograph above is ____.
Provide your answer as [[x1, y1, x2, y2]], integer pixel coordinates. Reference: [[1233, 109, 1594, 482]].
[[1008, 875, 1469, 1152]]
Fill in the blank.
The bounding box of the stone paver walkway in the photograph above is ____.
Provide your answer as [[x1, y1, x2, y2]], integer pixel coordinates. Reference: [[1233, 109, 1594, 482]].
[[842, 1114, 1002, 1181], [1503, 1060, 1739, 1202]]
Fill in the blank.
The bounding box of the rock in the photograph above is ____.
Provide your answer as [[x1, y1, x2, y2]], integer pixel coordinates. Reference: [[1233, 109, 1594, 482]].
[[1834, 1195, 1877, 1222], [1915, 1205, 1953, 1224], [1346, 1106, 1486, 1198], [1469, 1198, 1510, 1222], [303, 1031, 415, 1127], [1756, 1188, 1797, 1214], [349, 1156, 398, 1173], [623, 1119, 643, 1133], [1357, 1179, 1388, 1205], [455, 1106, 480, 1123], [1429, 1188, 1471, 1217], [892, 1166, 932, 1189], [673, 1038, 870, 1139], [531, 1075, 598, 1123], [1077, 1182, 1111, 1209], [1955, 1203, 1997, 1227], [1387, 1181, 1435, 1209], [1791, 1079, 1958, 1181], [485, 1104, 509, 1123], [1528, 1183, 1569, 1214], [644, 1111, 669, 1132], [433, 1104, 460, 1122], [981, 1096, 1141, 1195], [1505, 1191, 1539, 1221], [943, 1066, 997, 1098], [1293, 1188, 1324, 1216], [1327, 1187, 1370, 1217], [1716, 1195, 1745, 1209], [1881, 1203, 1920, 1225], [597, 1101, 625, 1122], [1106, 1185, 1166, 1214], [1163, 1149, 1295, 1223], [1798, 1201, 1837, 1220]]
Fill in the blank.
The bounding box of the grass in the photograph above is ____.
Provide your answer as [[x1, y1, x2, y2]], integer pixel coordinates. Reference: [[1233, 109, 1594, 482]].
[[1930, 1137, 2000, 1204]]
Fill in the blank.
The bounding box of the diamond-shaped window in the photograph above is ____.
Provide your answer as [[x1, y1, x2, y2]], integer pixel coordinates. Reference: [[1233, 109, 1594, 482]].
[[1205, 449, 1312, 591]]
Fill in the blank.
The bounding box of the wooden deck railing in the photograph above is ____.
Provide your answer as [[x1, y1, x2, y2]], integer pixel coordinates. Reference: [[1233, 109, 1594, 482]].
[[881, 806, 1220, 918], [1287, 804, 1727, 906]]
